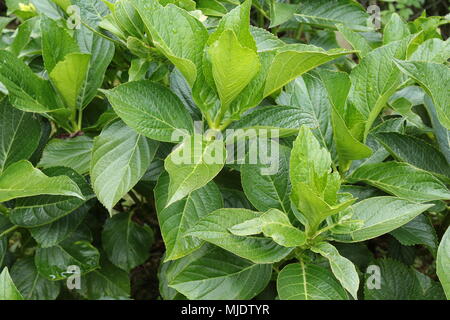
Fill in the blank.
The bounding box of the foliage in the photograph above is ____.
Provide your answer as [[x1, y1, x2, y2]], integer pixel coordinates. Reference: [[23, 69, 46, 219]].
[[0, 0, 449, 300]]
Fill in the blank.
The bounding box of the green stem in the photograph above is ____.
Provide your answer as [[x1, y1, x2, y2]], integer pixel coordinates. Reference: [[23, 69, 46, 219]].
[[0, 225, 18, 238], [128, 189, 141, 206], [77, 108, 83, 132]]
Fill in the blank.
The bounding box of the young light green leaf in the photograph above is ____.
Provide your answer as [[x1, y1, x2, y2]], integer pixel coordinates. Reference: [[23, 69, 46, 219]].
[[290, 126, 354, 235], [437, 227, 450, 299], [207, 0, 256, 50], [133, 0, 208, 85], [102, 212, 154, 271], [383, 13, 410, 44], [49, 53, 91, 111], [209, 29, 260, 108], [0, 160, 84, 202], [164, 135, 226, 207], [91, 120, 159, 212], [0, 267, 23, 300], [0, 98, 41, 174], [277, 262, 348, 300], [186, 208, 293, 264], [102, 81, 194, 142], [169, 245, 272, 300], [311, 242, 360, 299], [229, 209, 306, 247], [155, 173, 223, 261], [349, 162, 450, 202]]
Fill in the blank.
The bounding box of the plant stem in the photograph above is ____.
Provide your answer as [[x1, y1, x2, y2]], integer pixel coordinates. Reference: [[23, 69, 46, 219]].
[[0, 225, 18, 238], [128, 189, 141, 206]]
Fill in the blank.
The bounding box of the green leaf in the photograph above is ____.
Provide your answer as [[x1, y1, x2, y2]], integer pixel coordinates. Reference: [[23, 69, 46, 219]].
[[164, 135, 226, 207], [364, 259, 444, 300], [168, 244, 272, 300], [0, 160, 84, 202], [40, 16, 80, 73], [348, 162, 450, 202], [102, 81, 194, 143], [102, 212, 154, 271], [294, 0, 371, 32], [207, 0, 256, 50], [349, 38, 409, 138], [383, 13, 410, 44], [340, 197, 433, 242], [278, 73, 333, 149], [336, 24, 373, 59], [311, 242, 359, 299], [409, 38, 450, 63], [49, 53, 91, 111], [424, 95, 450, 163], [10, 166, 93, 227], [0, 267, 23, 300], [230, 105, 317, 137], [263, 45, 354, 97], [269, 2, 297, 28], [241, 144, 291, 212], [230, 209, 306, 248], [375, 132, 450, 181], [197, 0, 227, 17], [155, 173, 223, 261], [209, 29, 260, 108], [187, 208, 293, 264], [390, 214, 438, 253], [250, 26, 285, 53], [29, 204, 91, 248], [0, 50, 63, 113], [133, 0, 208, 85], [38, 136, 93, 175], [318, 70, 372, 170], [394, 60, 450, 130], [0, 98, 41, 173], [79, 255, 131, 300], [112, 0, 145, 38], [10, 258, 60, 300], [277, 262, 348, 300], [91, 120, 159, 212], [74, 25, 115, 107], [35, 239, 100, 281], [437, 227, 450, 299], [290, 126, 354, 235]]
